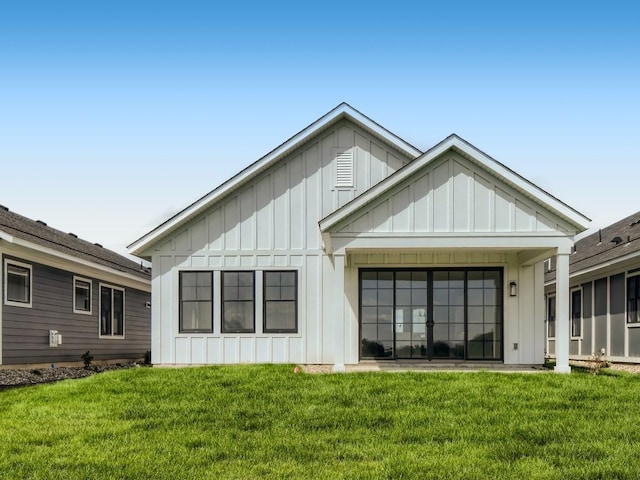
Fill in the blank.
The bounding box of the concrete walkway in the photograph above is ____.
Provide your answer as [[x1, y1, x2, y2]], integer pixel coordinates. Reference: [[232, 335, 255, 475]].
[[303, 361, 549, 374]]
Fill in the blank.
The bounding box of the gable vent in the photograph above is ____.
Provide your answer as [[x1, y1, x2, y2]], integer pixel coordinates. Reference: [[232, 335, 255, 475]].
[[335, 151, 354, 188]]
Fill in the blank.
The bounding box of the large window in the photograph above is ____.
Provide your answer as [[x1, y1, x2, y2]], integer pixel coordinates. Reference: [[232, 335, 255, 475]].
[[222, 271, 254, 333], [264, 271, 298, 333], [571, 289, 582, 337], [547, 295, 556, 338], [4, 260, 32, 307], [74, 276, 92, 314], [179, 271, 213, 333], [100, 285, 124, 337], [628, 276, 640, 324]]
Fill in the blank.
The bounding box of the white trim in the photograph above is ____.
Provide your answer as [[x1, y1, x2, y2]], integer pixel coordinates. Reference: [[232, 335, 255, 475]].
[[3, 258, 33, 308], [73, 276, 93, 315], [320, 135, 590, 234], [98, 283, 125, 339], [128, 103, 423, 257]]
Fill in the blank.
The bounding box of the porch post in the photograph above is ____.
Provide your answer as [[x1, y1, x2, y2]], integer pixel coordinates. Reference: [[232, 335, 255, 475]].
[[554, 252, 571, 374], [333, 252, 346, 372]]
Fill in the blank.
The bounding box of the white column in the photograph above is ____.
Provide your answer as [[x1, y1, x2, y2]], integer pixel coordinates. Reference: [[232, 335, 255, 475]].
[[554, 252, 571, 374], [332, 253, 346, 372]]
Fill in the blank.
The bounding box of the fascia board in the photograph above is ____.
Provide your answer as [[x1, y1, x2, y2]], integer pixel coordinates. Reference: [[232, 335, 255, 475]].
[[8, 236, 150, 290], [0, 231, 14, 242], [129, 103, 422, 256]]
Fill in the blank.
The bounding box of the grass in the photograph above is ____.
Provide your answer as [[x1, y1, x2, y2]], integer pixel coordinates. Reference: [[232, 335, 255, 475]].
[[1, 366, 640, 479]]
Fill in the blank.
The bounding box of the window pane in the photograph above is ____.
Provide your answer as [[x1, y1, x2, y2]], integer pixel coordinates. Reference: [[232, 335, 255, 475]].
[[181, 301, 212, 332], [265, 301, 296, 332], [223, 286, 238, 300], [100, 287, 112, 335], [181, 272, 197, 287], [361, 271, 377, 289], [281, 287, 296, 301], [224, 272, 238, 286], [265, 286, 281, 301], [197, 272, 212, 287], [377, 272, 393, 289], [75, 280, 91, 311], [113, 289, 124, 335], [238, 272, 253, 286], [196, 286, 211, 301], [396, 271, 412, 289], [182, 286, 197, 301], [223, 302, 254, 332], [7, 264, 30, 303], [238, 286, 254, 301]]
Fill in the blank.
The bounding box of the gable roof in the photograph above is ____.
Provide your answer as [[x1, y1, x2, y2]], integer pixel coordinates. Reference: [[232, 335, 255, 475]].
[[0, 205, 150, 281], [545, 210, 640, 282], [128, 103, 423, 257], [319, 134, 591, 234]]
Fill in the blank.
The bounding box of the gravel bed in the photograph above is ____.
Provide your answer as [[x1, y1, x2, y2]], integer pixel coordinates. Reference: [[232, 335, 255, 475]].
[[0, 363, 139, 390]]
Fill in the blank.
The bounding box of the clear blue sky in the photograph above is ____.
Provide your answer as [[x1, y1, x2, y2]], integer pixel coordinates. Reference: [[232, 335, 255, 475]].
[[1, 0, 638, 257]]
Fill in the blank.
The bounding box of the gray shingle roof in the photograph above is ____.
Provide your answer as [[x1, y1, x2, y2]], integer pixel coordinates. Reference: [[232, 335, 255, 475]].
[[0, 205, 150, 281], [545, 210, 640, 282]]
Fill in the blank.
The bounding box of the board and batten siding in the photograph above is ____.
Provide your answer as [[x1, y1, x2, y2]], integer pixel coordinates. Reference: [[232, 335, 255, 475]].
[[150, 120, 415, 365], [336, 153, 572, 235], [2, 255, 150, 365]]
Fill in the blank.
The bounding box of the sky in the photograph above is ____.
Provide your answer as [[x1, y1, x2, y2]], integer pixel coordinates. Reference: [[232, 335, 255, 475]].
[[1, 0, 639, 259]]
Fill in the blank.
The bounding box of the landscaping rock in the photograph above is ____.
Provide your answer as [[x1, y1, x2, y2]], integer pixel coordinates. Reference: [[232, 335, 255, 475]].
[[0, 363, 138, 390]]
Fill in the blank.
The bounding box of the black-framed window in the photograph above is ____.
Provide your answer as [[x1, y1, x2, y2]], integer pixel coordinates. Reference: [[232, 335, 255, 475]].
[[179, 271, 213, 333], [264, 271, 298, 333], [5, 260, 32, 306], [547, 295, 556, 338], [628, 276, 640, 324], [571, 289, 582, 337], [222, 271, 255, 333], [100, 285, 124, 336], [74, 277, 92, 313]]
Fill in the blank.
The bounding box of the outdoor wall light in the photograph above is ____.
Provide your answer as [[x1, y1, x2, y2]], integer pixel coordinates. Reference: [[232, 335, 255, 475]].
[[509, 281, 517, 297]]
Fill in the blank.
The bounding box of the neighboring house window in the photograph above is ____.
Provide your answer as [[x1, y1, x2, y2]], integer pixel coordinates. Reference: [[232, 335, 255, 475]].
[[100, 285, 124, 337], [73, 276, 92, 314], [571, 289, 582, 337], [264, 271, 298, 333], [547, 295, 556, 338], [222, 271, 255, 333], [179, 271, 213, 333], [628, 275, 640, 324], [4, 259, 32, 307]]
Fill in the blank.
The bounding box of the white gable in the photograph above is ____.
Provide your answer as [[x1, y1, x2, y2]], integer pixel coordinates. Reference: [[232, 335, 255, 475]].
[[335, 152, 574, 235]]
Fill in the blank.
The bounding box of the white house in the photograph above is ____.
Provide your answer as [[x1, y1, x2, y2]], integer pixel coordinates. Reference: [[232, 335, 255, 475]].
[[129, 103, 590, 373]]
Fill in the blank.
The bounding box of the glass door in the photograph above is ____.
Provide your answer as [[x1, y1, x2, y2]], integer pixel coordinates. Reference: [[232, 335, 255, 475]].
[[359, 268, 503, 361]]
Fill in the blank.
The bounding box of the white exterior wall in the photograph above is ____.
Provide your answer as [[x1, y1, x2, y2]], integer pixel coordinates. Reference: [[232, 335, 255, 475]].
[[149, 120, 413, 365], [337, 153, 574, 235]]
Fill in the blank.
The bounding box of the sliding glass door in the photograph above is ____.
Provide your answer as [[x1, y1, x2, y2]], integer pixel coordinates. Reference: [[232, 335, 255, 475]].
[[359, 268, 503, 361]]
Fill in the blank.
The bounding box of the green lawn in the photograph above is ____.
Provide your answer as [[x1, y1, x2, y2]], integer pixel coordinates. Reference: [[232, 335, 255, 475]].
[[1, 366, 639, 479]]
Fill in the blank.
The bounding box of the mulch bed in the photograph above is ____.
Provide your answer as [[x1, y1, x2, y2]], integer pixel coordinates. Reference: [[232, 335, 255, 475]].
[[0, 363, 140, 391]]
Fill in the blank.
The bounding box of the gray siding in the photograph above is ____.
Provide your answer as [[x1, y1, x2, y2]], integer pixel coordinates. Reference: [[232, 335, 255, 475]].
[[594, 278, 608, 353], [610, 274, 625, 357], [2, 255, 150, 365], [581, 282, 592, 355]]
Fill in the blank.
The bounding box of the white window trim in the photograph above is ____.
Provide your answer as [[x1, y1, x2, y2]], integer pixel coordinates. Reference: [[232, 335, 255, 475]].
[[4, 259, 33, 308], [570, 287, 583, 340], [73, 276, 93, 315], [98, 283, 125, 339]]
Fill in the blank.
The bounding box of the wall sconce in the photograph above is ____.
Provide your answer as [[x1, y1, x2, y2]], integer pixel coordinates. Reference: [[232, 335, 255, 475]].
[[509, 281, 517, 297]]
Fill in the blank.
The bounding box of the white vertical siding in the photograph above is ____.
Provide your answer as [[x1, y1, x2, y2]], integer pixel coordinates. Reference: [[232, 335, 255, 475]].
[[337, 154, 574, 235], [150, 119, 414, 365]]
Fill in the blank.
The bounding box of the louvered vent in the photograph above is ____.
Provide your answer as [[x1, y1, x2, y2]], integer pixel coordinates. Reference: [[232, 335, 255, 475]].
[[335, 151, 354, 188]]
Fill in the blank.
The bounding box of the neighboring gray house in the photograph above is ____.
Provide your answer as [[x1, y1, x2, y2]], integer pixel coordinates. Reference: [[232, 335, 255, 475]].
[[545, 211, 640, 363], [0, 205, 151, 366], [129, 103, 590, 373]]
